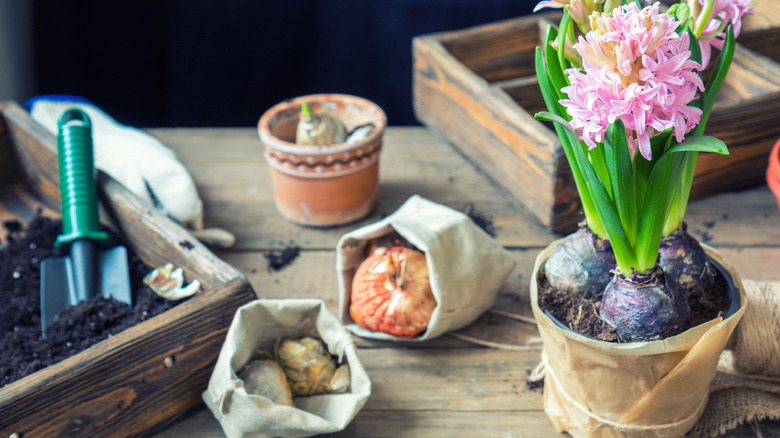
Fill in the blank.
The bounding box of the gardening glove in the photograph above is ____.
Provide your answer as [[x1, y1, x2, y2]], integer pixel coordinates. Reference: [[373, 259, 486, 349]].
[[28, 95, 235, 248]]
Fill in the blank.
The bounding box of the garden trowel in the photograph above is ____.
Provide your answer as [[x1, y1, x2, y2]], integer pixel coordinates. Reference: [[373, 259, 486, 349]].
[[40, 109, 132, 337]]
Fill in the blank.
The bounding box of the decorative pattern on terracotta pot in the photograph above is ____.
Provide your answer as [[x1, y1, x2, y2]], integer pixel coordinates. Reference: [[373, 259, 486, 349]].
[[263, 141, 382, 179]]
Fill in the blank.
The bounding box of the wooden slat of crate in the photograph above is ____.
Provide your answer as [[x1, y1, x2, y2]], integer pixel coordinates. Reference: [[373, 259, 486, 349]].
[[740, 0, 780, 62], [0, 101, 257, 438], [413, 14, 780, 234]]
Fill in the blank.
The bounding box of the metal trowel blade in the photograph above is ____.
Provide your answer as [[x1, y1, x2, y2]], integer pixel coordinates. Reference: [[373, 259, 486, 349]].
[[40, 245, 132, 336]]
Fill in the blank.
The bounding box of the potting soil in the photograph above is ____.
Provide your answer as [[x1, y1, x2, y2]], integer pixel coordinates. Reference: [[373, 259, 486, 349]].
[[1, 215, 181, 388], [538, 264, 731, 342]]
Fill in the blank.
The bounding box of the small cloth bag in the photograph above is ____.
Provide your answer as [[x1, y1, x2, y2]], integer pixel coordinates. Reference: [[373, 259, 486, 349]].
[[203, 299, 371, 438], [336, 195, 516, 341]]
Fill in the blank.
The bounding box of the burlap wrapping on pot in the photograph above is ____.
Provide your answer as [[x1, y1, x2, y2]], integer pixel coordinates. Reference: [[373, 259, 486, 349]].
[[688, 279, 780, 437], [202, 299, 371, 438], [336, 195, 516, 341], [530, 240, 747, 438]]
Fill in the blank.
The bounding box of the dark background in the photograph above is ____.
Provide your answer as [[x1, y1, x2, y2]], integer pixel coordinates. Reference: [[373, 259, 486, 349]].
[[31, 0, 538, 127]]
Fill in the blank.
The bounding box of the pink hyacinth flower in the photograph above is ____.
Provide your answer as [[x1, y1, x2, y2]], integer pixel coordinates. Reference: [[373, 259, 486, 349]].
[[694, 0, 753, 66], [559, 3, 704, 161]]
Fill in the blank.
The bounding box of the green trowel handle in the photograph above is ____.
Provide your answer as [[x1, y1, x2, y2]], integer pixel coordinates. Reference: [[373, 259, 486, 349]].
[[54, 109, 111, 253]]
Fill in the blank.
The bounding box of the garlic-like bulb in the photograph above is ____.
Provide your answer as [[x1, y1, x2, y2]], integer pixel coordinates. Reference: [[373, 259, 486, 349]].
[[350, 246, 436, 337], [238, 351, 294, 406], [295, 103, 347, 146], [275, 337, 350, 396], [143, 263, 200, 300]]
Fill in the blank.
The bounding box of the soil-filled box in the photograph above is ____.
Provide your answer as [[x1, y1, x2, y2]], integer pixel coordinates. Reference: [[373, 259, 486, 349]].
[[0, 101, 256, 437], [413, 13, 780, 234]]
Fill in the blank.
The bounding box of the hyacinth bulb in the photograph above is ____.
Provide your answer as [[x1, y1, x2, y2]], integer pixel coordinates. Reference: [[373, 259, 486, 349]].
[[275, 337, 350, 396], [295, 102, 347, 146], [545, 226, 616, 299], [350, 246, 436, 337], [600, 267, 691, 342], [238, 352, 294, 406], [659, 224, 715, 293]]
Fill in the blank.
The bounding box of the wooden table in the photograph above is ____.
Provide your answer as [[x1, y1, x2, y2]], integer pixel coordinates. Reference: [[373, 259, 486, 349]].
[[148, 127, 780, 437]]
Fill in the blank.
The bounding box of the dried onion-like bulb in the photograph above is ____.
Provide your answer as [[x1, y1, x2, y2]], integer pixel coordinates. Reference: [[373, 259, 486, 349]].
[[276, 337, 350, 396], [238, 351, 294, 406], [350, 246, 436, 337]]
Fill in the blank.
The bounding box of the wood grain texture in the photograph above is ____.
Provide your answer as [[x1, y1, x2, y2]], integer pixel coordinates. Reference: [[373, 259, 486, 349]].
[[739, 0, 780, 62], [0, 101, 256, 438], [148, 126, 780, 438], [412, 13, 780, 235]]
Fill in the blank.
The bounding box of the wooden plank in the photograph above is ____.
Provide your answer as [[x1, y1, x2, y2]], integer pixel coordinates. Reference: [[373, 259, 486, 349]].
[[153, 127, 780, 250], [154, 408, 560, 438], [740, 0, 780, 62], [150, 127, 559, 250]]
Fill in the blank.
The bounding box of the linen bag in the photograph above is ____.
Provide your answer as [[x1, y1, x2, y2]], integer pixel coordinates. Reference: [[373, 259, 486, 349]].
[[202, 299, 371, 438], [336, 195, 516, 341]]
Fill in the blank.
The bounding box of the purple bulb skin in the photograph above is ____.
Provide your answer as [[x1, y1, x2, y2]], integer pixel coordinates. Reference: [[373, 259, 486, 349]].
[[600, 267, 691, 342], [545, 226, 616, 299], [659, 224, 714, 292]]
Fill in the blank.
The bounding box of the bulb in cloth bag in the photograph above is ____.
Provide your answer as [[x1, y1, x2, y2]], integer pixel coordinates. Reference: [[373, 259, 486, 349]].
[[350, 246, 437, 337], [295, 102, 346, 146], [275, 337, 350, 396], [238, 351, 294, 406]]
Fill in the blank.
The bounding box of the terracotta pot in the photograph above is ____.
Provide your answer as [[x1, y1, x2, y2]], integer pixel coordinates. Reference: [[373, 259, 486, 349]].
[[258, 94, 386, 227], [530, 240, 747, 438], [767, 137, 780, 213]]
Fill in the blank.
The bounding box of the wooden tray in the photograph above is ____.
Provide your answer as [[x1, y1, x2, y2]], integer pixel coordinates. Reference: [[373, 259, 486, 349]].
[[0, 101, 256, 437], [413, 13, 780, 234]]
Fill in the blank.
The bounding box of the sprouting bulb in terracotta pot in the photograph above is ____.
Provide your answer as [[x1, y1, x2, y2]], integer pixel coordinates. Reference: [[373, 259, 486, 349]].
[[295, 102, 347, 146], [350, 246, 437, 337], [275, 337, 350, 396]]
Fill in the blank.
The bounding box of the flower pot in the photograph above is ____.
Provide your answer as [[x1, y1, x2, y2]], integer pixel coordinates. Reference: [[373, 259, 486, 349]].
[[258, 94, 387, 227], [530, 240, 747, 438], [767, 137, 780, 214]]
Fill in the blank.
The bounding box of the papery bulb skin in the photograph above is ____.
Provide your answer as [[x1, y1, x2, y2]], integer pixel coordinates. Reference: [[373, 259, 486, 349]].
[[275, 337, 347, 396], [545, 225, 616, 299], [600, 267, 691, 342], [659, 223, 715, 293], [238, 352, 294, 406], [350, 246, 436, 337]]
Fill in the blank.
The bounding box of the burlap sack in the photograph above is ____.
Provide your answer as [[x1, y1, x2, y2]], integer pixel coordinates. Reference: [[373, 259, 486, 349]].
[[336, 195, 516, 341], [202, 299, 371, 438], [530, 240, 747, 438]]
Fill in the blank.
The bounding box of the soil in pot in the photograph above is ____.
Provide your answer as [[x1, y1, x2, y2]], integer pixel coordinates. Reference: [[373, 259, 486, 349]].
[[1, 214, 186, 387], [537, 261, 731, 342]]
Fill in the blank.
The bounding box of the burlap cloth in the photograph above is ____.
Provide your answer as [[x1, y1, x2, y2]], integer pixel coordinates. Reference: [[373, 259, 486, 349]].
[[529, 240, 780, 437], [687, 279, 780, 437]]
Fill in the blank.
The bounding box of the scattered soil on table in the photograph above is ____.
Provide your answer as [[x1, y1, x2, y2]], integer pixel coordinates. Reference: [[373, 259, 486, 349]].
[[1, 215, 183, 388], [463, 204, 496, 237], [537, 261, 730, 343], [264, 246, 301, 272]]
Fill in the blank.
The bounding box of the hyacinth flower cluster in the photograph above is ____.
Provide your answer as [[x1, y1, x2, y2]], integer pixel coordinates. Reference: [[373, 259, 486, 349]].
[[534, 0, 751, 341]]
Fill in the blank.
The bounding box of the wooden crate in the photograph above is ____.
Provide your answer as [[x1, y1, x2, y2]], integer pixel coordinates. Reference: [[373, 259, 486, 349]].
[[413, 13, 780, 234], [0, 101, 256, 437], [740, 0, 780, 62]]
